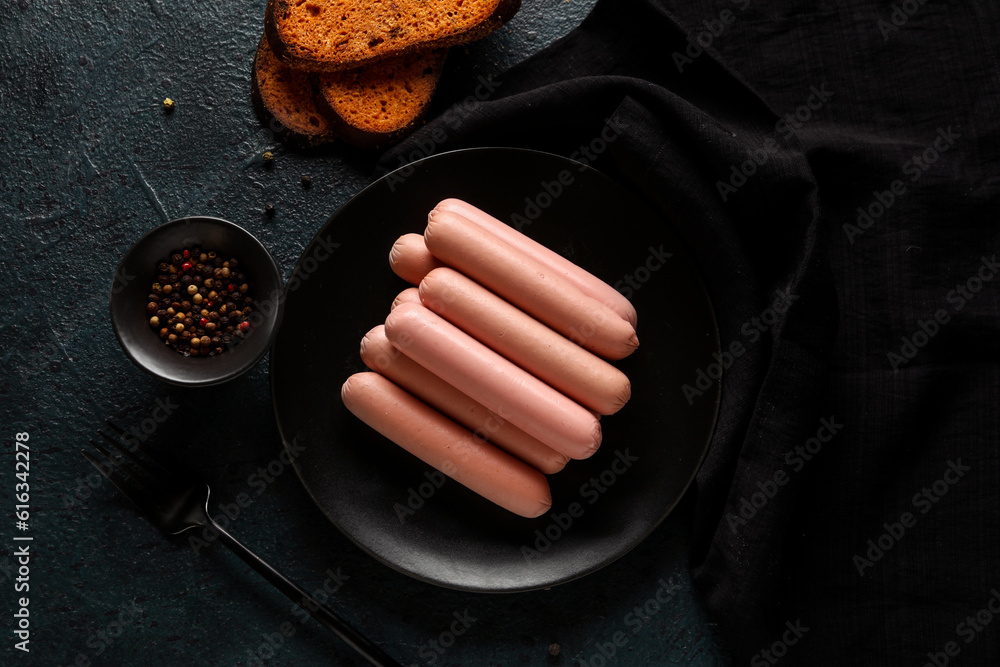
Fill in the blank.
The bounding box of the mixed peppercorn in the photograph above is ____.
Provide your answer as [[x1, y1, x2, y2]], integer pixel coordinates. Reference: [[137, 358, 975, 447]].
[[146, 247, 254, 357]]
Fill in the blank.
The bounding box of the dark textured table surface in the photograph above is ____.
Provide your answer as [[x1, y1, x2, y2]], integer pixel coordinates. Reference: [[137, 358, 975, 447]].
[[0, 1, 729, 665]]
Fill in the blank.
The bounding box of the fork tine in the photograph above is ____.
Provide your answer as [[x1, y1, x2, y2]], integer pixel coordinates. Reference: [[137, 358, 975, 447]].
[[103, 419, 183, 469], [101, 419, 189, 483], [81, 446, 152, 511], [97, 428, 171, 490]]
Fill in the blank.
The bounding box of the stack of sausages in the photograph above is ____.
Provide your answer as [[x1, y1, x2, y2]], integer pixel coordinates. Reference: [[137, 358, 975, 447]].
[[341, 198, 639, 518]]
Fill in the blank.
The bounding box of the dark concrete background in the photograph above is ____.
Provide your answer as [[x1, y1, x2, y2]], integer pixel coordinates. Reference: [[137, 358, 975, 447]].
[[0, 1, 729, 665]]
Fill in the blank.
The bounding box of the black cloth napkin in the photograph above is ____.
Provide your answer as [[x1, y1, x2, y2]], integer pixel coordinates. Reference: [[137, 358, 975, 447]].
[[378, 0, 999, 663]]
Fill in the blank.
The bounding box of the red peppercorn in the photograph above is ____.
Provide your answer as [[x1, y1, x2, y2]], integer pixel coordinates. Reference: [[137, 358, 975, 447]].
[[228, 283, 236, 292], [239, 321, 250, 332], [181, 261, 193, 272], [200, 317, 209, 327], [183, 249, 191, 259]]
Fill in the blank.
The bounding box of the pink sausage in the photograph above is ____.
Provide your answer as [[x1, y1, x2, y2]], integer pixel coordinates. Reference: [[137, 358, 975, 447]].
[[423, 209, 639, 360], [391, 287, 422, 310], [435, 198, 638, 327], [384, 302, 601, 460], [341, 372, 552, 518], [419, 267, 631, 415], [388, 233, 443, 285], [360, 325, 569, 474]]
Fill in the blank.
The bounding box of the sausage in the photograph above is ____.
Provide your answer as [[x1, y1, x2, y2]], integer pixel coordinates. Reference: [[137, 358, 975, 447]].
[[341, 372, 552, 518], [423, 209, 639, 360], [388, 233, 443, 285], [360, 325, 569, 473], [391, 287, 422, 310], [419, 267, 631, 415], [434, 198, 638, 327], [384, 302, 602, 460]]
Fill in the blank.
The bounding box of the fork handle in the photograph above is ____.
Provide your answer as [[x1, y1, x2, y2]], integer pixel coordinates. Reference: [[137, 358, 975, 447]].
[[207, 517, 403, 667]]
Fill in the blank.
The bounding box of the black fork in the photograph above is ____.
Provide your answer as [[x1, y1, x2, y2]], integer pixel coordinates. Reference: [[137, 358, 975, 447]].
[[83, 420, 402, 667]]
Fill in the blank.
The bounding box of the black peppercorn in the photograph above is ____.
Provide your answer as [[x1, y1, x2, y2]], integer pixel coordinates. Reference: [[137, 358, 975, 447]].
[[265, 202, 276, 217], [301, 174, 311, 188]]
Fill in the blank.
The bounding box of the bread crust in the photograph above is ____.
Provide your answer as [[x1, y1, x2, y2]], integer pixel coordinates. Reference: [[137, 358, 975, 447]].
[[251, 36, 336, 147], [265, 0, 520, 73]]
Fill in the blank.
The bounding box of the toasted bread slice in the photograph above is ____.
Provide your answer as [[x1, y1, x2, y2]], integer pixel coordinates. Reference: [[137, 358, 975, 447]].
[[252, 36, 445, 148], [315, 49, 447, 148], [251, 35, 335, 146], [265, 0, 520, 73]]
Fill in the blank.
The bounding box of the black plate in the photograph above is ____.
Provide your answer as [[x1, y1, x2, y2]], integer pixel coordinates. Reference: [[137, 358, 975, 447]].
[[270, 148, 720, 592]]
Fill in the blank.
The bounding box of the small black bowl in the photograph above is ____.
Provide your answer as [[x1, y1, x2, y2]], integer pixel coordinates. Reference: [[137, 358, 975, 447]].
[[110, 217, 284, 387]]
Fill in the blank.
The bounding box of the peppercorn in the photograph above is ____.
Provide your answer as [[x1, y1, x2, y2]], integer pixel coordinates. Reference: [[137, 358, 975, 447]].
[[265, 202, 276, 217], [146, 244, 253, 356], [262, 151, 274, 166], [301, 174, 311, 188], [163, 97, 175, 112]]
